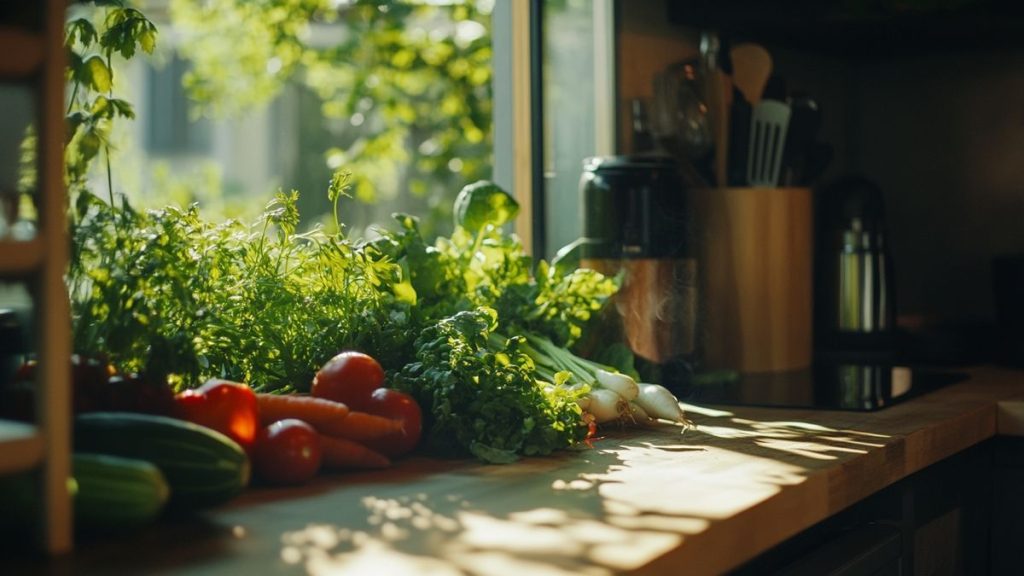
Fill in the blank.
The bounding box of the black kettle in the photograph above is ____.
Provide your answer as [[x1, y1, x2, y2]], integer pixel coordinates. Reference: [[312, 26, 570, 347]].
[[814, 176, 897, 364]]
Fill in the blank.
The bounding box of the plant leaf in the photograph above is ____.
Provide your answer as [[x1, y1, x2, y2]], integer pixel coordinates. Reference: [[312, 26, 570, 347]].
[[453, 180, 518, 233], [66, 19, 98, 48], [84, 55, 112, 93], [138, 29, 156, 54]]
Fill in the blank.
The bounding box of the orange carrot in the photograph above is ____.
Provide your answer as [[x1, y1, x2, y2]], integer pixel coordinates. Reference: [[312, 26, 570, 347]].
[[317, 410, 406, 443], [256, 393, 350, 430], [319, 434, 391, 469], [256, 394, 404, 444]]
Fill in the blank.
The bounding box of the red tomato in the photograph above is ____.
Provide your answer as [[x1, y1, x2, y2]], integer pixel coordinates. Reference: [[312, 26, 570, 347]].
[[361, 388, 422, 457], [253, 419, 322, 485], [174, 379, 259, 454], [311, 351, 385, 410], [16, 355, 117, 414]]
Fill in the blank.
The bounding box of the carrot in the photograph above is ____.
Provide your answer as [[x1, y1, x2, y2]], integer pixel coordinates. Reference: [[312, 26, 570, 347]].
[[256, 393, 350, 430], [319, 434, 391, 469], [317, 410, 406, 443], [256, 394, 405, 443]]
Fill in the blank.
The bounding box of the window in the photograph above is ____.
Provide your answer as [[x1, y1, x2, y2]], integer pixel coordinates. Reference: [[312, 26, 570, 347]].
[[539, 0, 615, 258], [144, 54, 211, 155], [78, 0, 498, 240]]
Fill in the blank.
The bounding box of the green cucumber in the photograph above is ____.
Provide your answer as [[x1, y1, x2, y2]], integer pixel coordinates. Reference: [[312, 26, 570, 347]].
[[74, 412, 250, 508], [0, 454, 169, 530], [0, 471, 40, 527], [73, 453, 169, 528]]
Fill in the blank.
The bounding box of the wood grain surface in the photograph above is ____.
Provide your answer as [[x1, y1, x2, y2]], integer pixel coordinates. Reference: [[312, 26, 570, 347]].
[[7, 366, 1023, 576], [697, 186, 813, 374]]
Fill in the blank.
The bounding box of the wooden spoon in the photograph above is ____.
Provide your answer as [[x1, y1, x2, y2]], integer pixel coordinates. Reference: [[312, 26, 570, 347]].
[[730, 43, 772, 106]]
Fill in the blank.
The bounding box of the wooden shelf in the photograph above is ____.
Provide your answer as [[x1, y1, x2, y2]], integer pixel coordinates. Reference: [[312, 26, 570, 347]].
[[1, 0, 73, 554], [0, 27, 44, 78], [0, 419, 43, 476], [0, 238, 44, 276]]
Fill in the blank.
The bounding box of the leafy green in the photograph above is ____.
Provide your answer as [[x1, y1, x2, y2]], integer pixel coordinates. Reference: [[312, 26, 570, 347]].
[[69, 184, 416, 391], [371, 182, 618, 349], [592, 342, 642, 383], [453, 180, 519, 233], [392, 308, 587, 463], [411, 215, 618, 348]]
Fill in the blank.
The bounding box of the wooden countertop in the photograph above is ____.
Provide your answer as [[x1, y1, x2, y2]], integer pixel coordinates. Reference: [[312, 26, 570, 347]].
[[14, 365, 1024, 576]]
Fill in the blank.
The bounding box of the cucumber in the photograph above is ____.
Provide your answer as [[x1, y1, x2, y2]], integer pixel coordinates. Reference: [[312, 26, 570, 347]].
[[74, 412, 250, 508], [0, 471, 39, 527], [0, 454, 169, 530], [73, 453, 169, 528]]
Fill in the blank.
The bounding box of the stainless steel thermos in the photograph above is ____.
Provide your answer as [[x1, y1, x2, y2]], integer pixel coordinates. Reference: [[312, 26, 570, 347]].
[[815, 175, 897, 363]]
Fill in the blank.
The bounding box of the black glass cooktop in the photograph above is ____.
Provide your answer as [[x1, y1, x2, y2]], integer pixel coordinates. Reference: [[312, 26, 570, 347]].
[[684, 364, 967, 412]]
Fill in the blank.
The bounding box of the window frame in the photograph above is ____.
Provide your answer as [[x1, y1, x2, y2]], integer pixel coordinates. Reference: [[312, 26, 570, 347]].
[[493, 0, 617, 259]]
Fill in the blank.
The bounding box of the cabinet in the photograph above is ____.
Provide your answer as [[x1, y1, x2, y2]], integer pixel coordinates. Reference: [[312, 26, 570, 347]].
[[990, 437, 1024, 574], [0, 0, 73, 554], [734, 440, 1002, 575]]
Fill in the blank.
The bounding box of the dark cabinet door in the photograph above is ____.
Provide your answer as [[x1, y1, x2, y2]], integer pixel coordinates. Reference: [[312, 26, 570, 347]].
[[992, 437, 1024, 576], [774, 523, 902, 576]]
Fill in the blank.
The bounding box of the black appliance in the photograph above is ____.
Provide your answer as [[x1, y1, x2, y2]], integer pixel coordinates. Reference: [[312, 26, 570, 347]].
[[577, 155, 699, 394]]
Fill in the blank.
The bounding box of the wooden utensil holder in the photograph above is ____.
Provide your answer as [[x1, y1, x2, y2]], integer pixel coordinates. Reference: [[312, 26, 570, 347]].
[[696, 186, 813, 374]]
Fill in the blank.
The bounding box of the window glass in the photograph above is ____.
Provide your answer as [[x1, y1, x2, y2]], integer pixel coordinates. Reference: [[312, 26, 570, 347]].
[[541, 0, 610, 259], [0, 85, 36, 240], [71, 0, 495, 240], [144, 54, 211, 155]]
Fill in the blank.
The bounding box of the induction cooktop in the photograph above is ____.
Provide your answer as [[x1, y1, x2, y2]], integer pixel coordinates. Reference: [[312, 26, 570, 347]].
[[683, 364, 967, 412]]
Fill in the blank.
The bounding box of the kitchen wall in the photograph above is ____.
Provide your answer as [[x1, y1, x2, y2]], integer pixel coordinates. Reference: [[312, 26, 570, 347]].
[[615, 0, 696, 153], [618, 0, 1024, 329], [855, 51, 1024, 325]]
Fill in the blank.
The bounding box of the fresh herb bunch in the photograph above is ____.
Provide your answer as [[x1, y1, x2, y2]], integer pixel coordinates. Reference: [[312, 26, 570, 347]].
[[391, 308, 588, 463], [69, 179, 416, 391], [379, 181, 619, 348]]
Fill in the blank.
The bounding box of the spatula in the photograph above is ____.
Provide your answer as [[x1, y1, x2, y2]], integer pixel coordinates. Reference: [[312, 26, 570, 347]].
[[727, 86, 751, 186], [747, 99, 791, 187]]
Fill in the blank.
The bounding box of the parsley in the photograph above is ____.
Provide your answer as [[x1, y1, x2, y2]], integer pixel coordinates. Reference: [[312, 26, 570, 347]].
[[391, 308, 588, 463], [69, 183, 415, 392]]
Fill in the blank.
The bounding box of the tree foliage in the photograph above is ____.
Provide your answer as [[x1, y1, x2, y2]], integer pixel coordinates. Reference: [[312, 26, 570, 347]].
[[65, 1, 157, 196], [166, 0, 494, 238]]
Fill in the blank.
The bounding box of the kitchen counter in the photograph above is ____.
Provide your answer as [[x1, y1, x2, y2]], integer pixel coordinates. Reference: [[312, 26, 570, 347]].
[[12, 365, 1024, 576]]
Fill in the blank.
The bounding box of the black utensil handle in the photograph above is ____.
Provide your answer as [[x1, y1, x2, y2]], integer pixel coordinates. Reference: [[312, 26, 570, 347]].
[[727, 89, 751, 187]]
